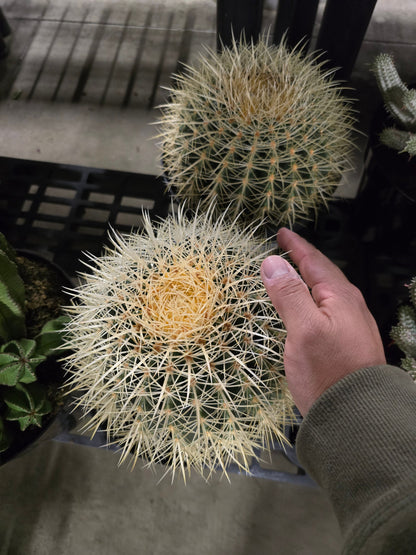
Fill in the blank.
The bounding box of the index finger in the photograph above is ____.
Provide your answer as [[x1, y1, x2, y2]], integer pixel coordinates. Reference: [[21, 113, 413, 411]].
[[276, 228, 352, 305]]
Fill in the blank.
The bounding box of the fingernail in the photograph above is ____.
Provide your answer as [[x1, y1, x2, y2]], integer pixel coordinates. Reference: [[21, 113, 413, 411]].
[[262, 256, 290, 280]]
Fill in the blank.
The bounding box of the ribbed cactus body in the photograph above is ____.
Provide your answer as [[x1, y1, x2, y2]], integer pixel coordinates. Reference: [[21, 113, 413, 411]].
[[62, 208, 293, 480], [372, 53, 416, 156], [391, 277, 416, 379], [158, 38, 355, 228]]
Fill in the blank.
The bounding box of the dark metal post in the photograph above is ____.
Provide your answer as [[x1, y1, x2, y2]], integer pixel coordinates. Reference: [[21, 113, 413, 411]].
[[0, 8, 11, 60], [274, 0, 320, 50], [273, 0, 297, 45], [0, 8, 11, 38], [316, 0, 378, 80], [217, 0, 264, 50]]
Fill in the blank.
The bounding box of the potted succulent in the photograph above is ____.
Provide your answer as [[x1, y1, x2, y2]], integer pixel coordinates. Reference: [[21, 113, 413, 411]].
[[0, 233, 69, 463], [157, 36, 356, 231], [357, 53, 416, 250], [61, 207, 295, 481], [391, 276, 416, 381]]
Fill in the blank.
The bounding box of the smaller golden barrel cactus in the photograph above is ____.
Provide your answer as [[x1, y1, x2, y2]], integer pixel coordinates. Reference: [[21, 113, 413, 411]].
[[158, 37, 356, 228], [62, 208, 293, 480], [391, 277, 416, 380]]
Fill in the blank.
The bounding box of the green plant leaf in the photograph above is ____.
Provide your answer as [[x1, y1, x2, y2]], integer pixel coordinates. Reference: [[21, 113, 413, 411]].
[[0, 248, 26, 342], [0, 339, 46, 385], [35, 315, 70, 357], [0, 352, 24, 386], [0, 233, 17, 263], [3, 382, 52, 431]]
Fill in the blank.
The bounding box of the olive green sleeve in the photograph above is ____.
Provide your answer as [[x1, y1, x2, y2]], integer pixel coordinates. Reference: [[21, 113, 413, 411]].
[[296, 365, 416, 554]]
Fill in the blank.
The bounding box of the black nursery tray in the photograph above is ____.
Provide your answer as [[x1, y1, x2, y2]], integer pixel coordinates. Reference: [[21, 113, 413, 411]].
[[0, 156, 170, 276], [0, 155, 316, 484], [0, 154, 412, 482]]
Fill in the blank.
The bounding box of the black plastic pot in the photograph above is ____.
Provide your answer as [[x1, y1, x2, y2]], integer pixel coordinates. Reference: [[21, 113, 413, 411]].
[[0, 251, 74, 467]]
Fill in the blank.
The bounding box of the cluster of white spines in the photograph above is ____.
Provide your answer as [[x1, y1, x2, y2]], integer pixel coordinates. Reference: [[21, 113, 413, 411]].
[[63, 208, 293, 480], [158, 38, 355, 228]]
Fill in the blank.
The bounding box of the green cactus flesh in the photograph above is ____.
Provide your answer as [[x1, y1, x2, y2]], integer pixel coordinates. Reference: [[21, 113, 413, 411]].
[[62, 208, 294, 480], [158, 38, 355, 228]]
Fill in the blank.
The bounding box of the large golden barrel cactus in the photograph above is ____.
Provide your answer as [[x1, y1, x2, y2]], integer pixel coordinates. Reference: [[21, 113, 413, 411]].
[[62, 208, 294, 480]]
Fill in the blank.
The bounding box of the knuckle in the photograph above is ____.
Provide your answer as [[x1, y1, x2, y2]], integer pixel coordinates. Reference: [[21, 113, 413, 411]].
[[347, 284, 366, 307]]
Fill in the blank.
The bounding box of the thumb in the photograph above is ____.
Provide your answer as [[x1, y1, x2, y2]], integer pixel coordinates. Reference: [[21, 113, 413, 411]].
[[261, 255, 318, 330]]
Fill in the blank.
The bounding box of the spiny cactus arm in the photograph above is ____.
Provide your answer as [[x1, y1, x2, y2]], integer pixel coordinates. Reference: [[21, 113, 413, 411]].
[[34, 315, 69, 357], [0, 339, 46, 386], [379, 127, 416, 155], [372, 53, 416, 131], [409, 277, 416, 308], [404, 88, 416, 126], [401, 355, 416, 379], [391, 304, 416, 359], [0, 249, 26, 343], [391, 277, 416, 380], [403, 134, 416, 157], [3, 382, 52, 431], [0, 416, 11, 453]]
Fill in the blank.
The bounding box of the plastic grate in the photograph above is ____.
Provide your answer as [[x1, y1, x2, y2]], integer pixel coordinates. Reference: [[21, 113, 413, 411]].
[[0, 156, 170, 275], [0, 155, 413, 482]]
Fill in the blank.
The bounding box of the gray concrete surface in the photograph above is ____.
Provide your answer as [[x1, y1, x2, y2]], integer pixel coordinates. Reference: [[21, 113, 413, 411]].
[[0, 1, 415, 553]]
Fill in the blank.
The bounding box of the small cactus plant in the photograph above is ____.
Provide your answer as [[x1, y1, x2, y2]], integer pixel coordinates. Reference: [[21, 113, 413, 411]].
[[62, 207, 294, 481], [391, 277, 416, 380], [157, 37, 355, 229], [372, 53, 416, 156], [0, 233, 68, 455]]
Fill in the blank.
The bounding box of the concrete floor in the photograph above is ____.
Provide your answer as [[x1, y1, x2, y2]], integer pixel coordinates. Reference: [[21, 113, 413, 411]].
[[0, 1, 415, 553]]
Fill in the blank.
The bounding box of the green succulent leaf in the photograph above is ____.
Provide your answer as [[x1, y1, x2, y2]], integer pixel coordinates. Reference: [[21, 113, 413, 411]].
[[0, 339, 46, 385], [35, 315, 70, 357], [0, 247, 26, 343], [3, 382, 52, 431], [0, 415, 12, 453]]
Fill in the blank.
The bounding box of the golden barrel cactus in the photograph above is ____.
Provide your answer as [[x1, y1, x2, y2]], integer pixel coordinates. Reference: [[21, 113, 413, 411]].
[[62, 208, 294, 480], [158, 37, 356, 228]]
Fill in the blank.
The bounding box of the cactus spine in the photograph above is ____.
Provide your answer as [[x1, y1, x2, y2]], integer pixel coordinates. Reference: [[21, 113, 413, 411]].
[[158, 37, 355, 229], [372, 53, 416, 156], [62, 208, 294, 480], [391, 277, 416, 379]]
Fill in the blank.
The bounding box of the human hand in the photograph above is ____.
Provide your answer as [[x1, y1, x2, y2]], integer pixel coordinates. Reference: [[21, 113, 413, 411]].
[[260, 228, 386, 416]]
